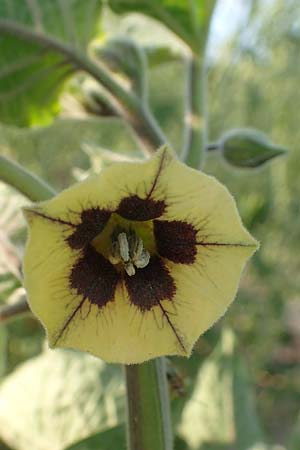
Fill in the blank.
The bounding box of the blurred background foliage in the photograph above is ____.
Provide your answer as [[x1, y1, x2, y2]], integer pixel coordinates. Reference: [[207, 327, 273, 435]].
[[0, 0, 299, 449]]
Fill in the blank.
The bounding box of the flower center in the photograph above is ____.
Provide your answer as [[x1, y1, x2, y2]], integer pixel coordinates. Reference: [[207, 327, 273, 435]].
[[108, 229, 150, 276]]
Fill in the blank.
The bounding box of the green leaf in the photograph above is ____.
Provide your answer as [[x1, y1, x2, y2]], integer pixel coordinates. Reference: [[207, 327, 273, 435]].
[[65, 425, 125, 450], [0, 0, 102, 126], [107, 0, 217, 52], [0, 349, 125, 450], [220, 128, 287, 169], [178, 328, 265, 450]]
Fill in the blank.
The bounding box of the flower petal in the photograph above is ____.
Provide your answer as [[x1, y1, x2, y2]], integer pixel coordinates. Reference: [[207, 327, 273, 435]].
[[27, 147, 172, 224], [160, 243, 257, 356], [51, 281, 189, 364], [155, 148, 258, 248], [49, 256, 187, 364], [23, 209, 84, 335], [23, 211, 122, 350]]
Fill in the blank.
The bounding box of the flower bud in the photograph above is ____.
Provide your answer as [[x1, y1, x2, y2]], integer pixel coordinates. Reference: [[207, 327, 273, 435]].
[[220, 128, 287, 168]]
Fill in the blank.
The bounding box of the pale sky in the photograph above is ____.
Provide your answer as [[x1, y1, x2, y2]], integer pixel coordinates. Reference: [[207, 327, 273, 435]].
[[208, 0, 250, 56], [210, 0, 275, 50]]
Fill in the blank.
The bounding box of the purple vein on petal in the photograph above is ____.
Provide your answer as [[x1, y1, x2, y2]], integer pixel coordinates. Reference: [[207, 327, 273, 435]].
[[25, 209, 77, 227], [196, 241, 257, 247], [146, 147, 169, 199], [53, 297, 86, 345], [158, 301, 187, 353]]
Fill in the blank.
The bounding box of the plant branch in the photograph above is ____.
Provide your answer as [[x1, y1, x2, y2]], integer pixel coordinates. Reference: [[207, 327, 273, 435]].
[[181, 1, 218, 169], [0, 19, 168, 154], [125, 358, 173, 450], [0, 156, 56, 201], [0, 295, 30, 323], [181, 55, 206, 168]]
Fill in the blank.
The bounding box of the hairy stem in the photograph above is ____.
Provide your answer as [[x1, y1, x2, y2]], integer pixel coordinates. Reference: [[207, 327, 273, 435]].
[[125, 358, 173, 450], [0, 296, 30, 323], [0, 156, 56, 201], [0, 19, 168, 154], [182, 55, 206, 168]]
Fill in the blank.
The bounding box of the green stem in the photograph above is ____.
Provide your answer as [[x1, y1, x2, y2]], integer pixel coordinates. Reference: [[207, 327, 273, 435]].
[[0, 296, 30, 323], [0, 19, 168, 154], [0, 155, 56, 201], [125, 358, 173, 450], [182, 55, 206, 169]]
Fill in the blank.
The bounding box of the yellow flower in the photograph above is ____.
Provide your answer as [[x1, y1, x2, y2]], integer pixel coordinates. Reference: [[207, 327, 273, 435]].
[[23, 147, 258, 364]]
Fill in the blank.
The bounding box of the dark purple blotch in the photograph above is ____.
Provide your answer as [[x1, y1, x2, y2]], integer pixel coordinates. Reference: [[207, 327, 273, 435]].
[[67, 208, 111, 249], [154, 220, 197, 264], [125, 255, 176, 311], [70, 245, 119, 307], [117, 195, 165, 221]]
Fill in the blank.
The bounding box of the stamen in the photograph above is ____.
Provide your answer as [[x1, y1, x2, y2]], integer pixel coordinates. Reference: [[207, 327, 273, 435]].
[[132, 235, 144, 260], [109, 230, 150, 276], [125, 262, 136, 276], [118, 232, 130, 262], [109, 241, 122, 265], [134, 249, 150, 268]]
